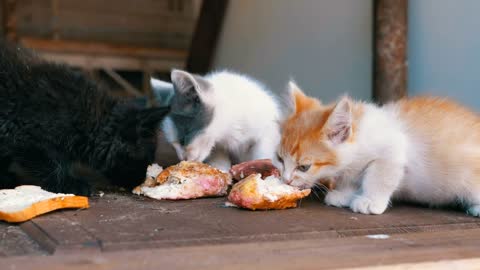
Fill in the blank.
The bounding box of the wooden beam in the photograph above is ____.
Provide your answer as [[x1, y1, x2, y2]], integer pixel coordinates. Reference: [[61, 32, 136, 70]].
[[5, 228, 480, 269], [18, 38, 186, 72], [103, 68, 143, 97], [373, 0, 408, 104], [37, 52, 184, 72], [186, 0, 229, 74], [19, 37, 188, 60], [50, 0, 60, 40], [3, 0, 17, 41], [0, 1, 3, 36]]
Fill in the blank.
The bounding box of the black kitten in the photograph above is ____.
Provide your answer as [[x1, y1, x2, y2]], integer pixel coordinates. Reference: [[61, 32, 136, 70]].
[[0, 43, 169, 196]]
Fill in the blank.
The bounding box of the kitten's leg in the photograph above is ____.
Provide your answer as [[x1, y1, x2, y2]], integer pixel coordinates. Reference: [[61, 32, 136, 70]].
[[350, 159, 404, 215], [185, 134, 215, 162], [324, 180, 356, 208], [206, 148, 231, 172], [45, 162, 93, 196], [14, 148, 93, 195]]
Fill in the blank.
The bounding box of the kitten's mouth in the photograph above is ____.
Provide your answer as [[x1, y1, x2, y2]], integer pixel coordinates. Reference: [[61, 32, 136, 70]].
[[284, 180, 310, 190]]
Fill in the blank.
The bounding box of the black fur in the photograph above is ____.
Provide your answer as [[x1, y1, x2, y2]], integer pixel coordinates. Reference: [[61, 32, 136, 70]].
[[0, 43, 169, 195]]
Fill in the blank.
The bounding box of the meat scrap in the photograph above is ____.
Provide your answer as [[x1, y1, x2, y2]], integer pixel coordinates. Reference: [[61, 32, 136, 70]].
[[133, 161, 232, 200], [230, 159, 280, 181]]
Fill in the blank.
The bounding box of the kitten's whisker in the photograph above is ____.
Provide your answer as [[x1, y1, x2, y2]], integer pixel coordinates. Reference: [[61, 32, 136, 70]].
[[313, 183, 328, 195], [311, 188, 322, 201]]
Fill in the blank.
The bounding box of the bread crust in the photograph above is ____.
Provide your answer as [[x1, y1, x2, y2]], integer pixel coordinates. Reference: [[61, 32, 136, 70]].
[[0, 195, 89, 223], [227, 174, 311, 210]]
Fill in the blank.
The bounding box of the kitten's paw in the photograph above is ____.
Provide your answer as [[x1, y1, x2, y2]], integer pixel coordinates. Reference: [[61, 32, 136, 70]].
[[350, 195, 388, 215], [324, 190, 352, 208], [466, 205, 480, 217], [185, 147, 209, 162]]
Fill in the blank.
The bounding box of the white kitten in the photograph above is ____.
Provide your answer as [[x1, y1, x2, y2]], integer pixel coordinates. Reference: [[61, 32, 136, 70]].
[[152, 70, 281, 172], [279, 82, 480, 217]]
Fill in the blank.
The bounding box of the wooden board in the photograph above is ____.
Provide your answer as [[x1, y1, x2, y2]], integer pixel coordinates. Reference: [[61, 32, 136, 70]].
[[20, 38, 188, 59], [373, 0, 408, 103], [3, 227, 480, 269], [2, 191, 480, 268], [18, 38, 187, 72], [13, 0, 200, 49], [13, 192, 480, 252], [35, 51, 185, 72], [0, 222, 46, 257], [21, 212, 100, 254], [186, 0, 229, 73]]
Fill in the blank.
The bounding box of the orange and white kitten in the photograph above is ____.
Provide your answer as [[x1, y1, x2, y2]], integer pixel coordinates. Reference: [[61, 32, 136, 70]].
[[278, 81, 480, 217]]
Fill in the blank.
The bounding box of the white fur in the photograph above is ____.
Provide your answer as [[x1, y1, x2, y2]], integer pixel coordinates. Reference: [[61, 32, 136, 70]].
[[284, 96, 480, 216], [166, 71, 281, 172], [151, 78, 173, 90], [316, 101, 480, 216], [323, 103, 409, 215]]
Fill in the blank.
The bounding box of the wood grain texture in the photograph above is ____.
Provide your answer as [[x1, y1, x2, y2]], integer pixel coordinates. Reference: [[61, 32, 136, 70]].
[[12, 0, 199, 49], [0, 0, 4, 36], [21, 212, 100, 254], [345, 258, 480, 270], [3, 228, 480, 269], [0, 222, 47, 257], [15, 193, 480, 252], [373, 0, 408, 104], [19, 38, 187, 72], [0, 196, 89, 223], [4, 192, 480, 267], [19, 38, 187, 59], [3, 0, 17, 41], [35, 52, 185, 72]]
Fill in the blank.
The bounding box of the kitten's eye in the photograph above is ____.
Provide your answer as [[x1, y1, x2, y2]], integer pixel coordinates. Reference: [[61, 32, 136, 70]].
[[297, 164, 311, 172]]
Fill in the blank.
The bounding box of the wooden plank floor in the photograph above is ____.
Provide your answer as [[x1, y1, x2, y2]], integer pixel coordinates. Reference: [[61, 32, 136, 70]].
[[2, 191, 480, 269]]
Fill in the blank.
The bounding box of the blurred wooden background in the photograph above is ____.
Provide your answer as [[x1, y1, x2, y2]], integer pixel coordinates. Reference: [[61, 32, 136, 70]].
[[0, 0, 406, 105], [0, 0, 205, 101]]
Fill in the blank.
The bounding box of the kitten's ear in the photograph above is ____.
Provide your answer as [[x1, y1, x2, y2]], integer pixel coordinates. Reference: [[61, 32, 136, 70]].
[[171, 69, 211, 101], [288, 81, 320, 114], [150, 77, 174, 106], [324, 96, 352, 144]]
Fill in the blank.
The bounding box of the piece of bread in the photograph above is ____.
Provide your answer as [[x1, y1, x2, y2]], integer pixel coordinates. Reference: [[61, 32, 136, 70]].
[[227, 174, 311, 210], [0, 185, 89, 223], [133, 161, 232, 200]]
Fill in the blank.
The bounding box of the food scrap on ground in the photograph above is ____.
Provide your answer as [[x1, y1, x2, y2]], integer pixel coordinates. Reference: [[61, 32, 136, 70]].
[[133, 161, 232, 200]]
